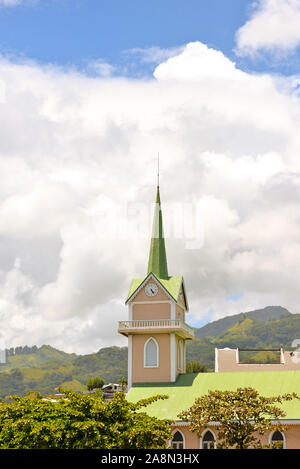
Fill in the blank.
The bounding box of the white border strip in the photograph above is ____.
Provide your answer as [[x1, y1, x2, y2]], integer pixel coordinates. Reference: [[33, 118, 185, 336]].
[[171, 419, 300, 426], [128, 335, 132, 390]]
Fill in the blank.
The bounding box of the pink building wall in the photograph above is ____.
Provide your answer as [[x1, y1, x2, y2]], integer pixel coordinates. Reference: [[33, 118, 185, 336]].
[[215, 348, 300, 373], [170, 424, 300, 449]]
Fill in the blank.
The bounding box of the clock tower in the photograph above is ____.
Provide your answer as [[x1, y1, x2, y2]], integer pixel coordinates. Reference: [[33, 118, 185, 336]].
[[118, 185, 195, 389]]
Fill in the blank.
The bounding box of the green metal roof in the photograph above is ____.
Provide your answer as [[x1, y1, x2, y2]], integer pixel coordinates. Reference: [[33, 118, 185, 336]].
[[125, 274, 183, 304], [147, 186, 168, 280], [127, 371, 300, 420]]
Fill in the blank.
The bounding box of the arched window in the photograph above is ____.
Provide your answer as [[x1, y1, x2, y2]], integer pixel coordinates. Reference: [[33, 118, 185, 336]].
[[171, 431, 184, 449], [144, 338, 159, 367], [270, 430, 285, 449], [201, 430, 216, 449]]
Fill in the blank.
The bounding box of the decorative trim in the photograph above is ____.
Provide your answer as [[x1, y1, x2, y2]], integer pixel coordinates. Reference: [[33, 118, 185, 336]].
[[171, 303, 176, 320], [132, 300, 172, 305], [215, 348, 219, 373], [236, 363, 286, 367], [170, 333, 176, 381], [126, 273, 177, 304], [200, 429, 217, 449], [177, 339, 183, 372], [176, 303, 185, 316], [128, 335, 132, 390], [129, 304, 133, 321], [172, 419, 300, 426], [169, 429, 185, 449], [280, 348, 285, 364], [276, 420, 300, 425], [144, 336, 159, 368], [269, 430, 286, 449], [181, 277, 189, 312], [171, 421, 190, 427]]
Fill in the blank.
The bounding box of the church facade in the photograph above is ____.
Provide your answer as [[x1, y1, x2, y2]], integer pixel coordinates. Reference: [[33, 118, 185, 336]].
[[118, 185, 300, 449]]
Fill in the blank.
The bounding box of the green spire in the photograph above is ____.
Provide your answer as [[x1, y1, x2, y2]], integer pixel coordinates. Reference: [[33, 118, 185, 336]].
[[147, 186, 169, 279]]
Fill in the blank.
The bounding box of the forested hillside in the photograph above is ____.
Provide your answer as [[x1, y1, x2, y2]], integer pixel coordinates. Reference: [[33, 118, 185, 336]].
[[0, 346, 127, 399], [195, 306, 291, 338], [1, 306, 300, 398]]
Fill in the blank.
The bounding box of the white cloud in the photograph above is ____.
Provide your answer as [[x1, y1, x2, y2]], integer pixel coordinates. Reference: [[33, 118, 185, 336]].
[[236, 0, 300, 57], [126, 46, 185, 64], [87, 59, 116, 78], [0, 0, 27, 6], [1, 42, 300, 352], [154, 42, 244, 81]]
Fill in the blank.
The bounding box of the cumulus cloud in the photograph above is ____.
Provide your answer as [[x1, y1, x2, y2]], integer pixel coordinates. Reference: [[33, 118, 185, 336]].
[[236, 0, 300, 57], [1, 42, 300, 352]]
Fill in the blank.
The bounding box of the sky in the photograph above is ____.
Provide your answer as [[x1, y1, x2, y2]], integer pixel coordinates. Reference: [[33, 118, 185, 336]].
[[1, 0, 300, 354]]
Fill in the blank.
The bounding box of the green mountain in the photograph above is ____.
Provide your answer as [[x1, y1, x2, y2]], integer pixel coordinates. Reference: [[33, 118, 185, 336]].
[[1, 345, 77, 372], [188, 310, 300, 370], [195, 306, 291, 338], [0, 346, 128, 399], [1, 306, 300, 399]]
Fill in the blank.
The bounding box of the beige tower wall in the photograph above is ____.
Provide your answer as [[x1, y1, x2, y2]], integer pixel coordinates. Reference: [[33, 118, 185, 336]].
[[132, 302, 171, 320], [131, 333, 171, 383], [176, 304, 185, 322], [126, 277, 190, 385]]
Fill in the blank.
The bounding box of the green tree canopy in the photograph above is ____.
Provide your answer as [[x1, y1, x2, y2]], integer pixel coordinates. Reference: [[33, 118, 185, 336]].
[[179, 387, 300, 449], [86, 377, 105, 391], [117, 377, 128, 391], [186, 361, 208, 373], [0, 390, 172, 449]]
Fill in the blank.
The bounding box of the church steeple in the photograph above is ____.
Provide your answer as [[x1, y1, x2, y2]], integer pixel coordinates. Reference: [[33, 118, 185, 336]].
[[147, 185, 169, 279], [120, 175, 194, 390]]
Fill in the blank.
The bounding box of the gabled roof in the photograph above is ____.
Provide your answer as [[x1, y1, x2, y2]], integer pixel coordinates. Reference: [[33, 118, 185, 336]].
[[127, 370, 300, 421], [179, 277, 189, 311], [125, 272, 184, 305]]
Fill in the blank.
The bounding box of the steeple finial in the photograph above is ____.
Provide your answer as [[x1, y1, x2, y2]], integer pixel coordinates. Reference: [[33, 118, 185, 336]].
[[147, 167, 169, 279]]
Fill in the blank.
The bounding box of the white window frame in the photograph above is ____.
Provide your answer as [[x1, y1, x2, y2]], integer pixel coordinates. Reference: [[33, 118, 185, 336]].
[[170, 429, 185, 449], [178, 339, 183, 371], [144, 337, 159, 368], [269, 430, 286, 449], [200, 429, 217, 449]]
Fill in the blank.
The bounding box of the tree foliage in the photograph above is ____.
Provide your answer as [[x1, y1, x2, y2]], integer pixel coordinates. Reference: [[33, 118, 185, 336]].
[[179, 387, 300, 449], [0, 390, 172, 449], [86, 377, 105, 391], [186, 361, 207, 373], [117, 377, 128, 390]]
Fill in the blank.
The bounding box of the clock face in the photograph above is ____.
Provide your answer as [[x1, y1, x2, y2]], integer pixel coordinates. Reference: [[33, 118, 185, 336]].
[[145, 283, 158, 297]]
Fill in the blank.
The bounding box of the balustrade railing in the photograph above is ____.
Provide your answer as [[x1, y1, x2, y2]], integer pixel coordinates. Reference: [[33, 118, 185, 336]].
[[118, 319, 194, 336]]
